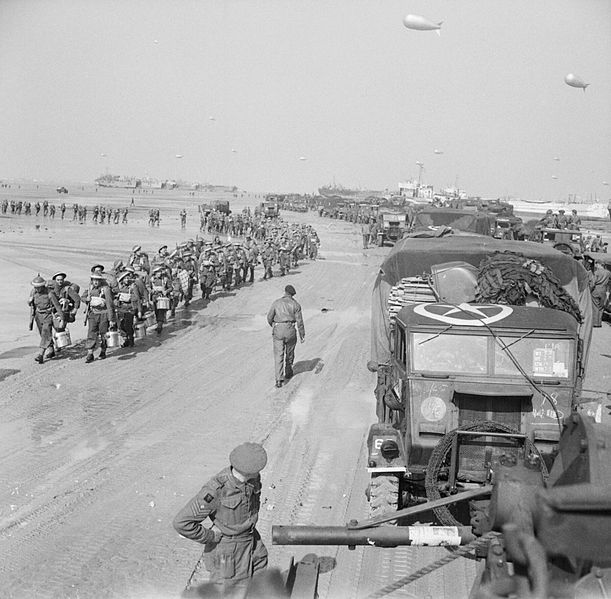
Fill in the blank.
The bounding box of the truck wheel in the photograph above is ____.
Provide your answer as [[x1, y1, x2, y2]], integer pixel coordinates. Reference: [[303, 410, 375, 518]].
[[553, 242, 574, 256], [368, 474, 399, 520], [424, 421, 546, 530]]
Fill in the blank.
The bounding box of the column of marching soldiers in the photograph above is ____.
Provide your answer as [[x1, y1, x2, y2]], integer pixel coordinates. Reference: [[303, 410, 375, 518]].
[[1, 199, 131, 224], [28, 216, 320, 364]]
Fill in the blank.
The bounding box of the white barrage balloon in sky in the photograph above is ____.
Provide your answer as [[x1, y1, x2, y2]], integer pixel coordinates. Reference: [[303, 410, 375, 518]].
[[553, 156, 560, 161], [564, 73, 589, 91], [403, 14, 443, 35], [603, 181, 609, 186], [231, 148, 237, 153], [175, 154, 183, 159], [209, 116, 216, 121], [551, 175, 558, 180], [299, 156, 307, 161], [433, 149, 443, 155]]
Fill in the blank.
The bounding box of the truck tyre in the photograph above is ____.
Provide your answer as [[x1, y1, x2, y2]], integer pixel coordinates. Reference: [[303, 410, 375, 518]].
[[553, 242, 574, 256], [368, 474, 399, 519]]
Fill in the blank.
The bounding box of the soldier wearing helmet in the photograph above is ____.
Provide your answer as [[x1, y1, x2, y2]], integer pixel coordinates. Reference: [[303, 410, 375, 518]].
[[128, 244, 150, 274], [82, 272, 116, 363], [28, 275, 63, 364], [173, 442, 269, 596]]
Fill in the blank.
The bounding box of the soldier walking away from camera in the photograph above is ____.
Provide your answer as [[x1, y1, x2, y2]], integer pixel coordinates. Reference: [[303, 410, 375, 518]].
[[173, 443, 268, 598], [266, 285, 305, 387], [180, 208, 187, 229], [82, 273, 116, 363], [28, 275, 63, 363]]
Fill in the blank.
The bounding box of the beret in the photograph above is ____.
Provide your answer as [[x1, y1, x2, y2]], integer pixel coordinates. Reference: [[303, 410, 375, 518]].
[[229, 442, 267, 474]]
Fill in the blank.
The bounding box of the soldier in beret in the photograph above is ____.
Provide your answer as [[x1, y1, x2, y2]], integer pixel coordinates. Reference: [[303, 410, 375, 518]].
[[173, 442, 268, 597], [266, 284, 305, 387]]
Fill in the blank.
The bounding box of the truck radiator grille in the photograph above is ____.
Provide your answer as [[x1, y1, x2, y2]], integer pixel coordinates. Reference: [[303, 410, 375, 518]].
[[454, 393, 526, 482]]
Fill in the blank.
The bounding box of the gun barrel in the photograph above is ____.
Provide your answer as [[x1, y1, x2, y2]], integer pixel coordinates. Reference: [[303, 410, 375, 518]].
[[272, 526, 474, 547]]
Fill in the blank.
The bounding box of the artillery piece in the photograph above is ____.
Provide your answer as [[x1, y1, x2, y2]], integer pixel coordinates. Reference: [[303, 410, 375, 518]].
[[272, 411, 611, 599]]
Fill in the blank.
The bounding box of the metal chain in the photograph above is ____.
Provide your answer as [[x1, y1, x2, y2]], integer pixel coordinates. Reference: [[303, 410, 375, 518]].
[[364, 531, 500, 599]]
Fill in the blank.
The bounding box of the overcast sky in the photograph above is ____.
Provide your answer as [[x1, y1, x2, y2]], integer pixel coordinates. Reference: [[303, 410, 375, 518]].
[[1, 0, 609, 198]]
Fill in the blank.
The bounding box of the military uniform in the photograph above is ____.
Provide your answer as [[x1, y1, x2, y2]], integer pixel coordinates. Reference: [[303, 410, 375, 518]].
[[82, 275, 116, 362], [29, 276, 63, 363], [174, 443, 268, 597], [266, 286, 305, 387], [50, 272, 81, 327], [199, 259, 217, 300], [150, 268, 172, 333], [115, 272, 143, 346], [261, 244, 275, 280]]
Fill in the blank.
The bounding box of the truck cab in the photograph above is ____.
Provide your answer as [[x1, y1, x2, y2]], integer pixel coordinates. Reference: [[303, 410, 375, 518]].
[[261, 199, 279, 218], [537, 228, 584, 257], [377, 211, 408, 246], [368, 302, 582, 524]]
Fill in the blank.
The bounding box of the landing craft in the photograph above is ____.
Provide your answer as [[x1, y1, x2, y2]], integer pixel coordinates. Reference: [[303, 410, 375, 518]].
[[564, 73, 589, 91], [403, 14, 443, 35]]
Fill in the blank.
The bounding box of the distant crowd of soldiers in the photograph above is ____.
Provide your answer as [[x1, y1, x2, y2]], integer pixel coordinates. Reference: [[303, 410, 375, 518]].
[[28, 217, 320, 363], [1, 199, 129, 224]]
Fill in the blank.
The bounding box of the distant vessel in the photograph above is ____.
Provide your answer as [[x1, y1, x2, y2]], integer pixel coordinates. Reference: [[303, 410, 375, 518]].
[[139, 177, 165, 189], [318, 181, 381, 199], [95, 174, 140, 189]]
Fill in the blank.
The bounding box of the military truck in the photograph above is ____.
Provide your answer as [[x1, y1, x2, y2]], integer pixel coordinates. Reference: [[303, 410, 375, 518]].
[[376, 210, 409, 246], [537, 227, 585, 257], [200, 199, 230, 215], [411, 207, 494, 237], [367, 235, 593, 528], [261, 199, 279, 218]]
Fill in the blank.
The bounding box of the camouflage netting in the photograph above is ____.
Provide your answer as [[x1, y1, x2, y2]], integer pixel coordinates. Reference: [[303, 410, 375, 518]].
[[475, 251, 582, 323]]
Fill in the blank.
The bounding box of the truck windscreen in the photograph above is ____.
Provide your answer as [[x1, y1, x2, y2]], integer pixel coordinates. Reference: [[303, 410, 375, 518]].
[[411, 332, 573, 379]]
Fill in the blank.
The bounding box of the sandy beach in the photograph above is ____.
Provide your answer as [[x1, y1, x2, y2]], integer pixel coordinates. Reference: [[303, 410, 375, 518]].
[[1, 183, 610, 599]]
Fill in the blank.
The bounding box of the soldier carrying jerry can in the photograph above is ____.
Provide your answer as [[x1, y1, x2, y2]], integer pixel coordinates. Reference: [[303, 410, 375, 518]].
[[28, 275, 64, 364]]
